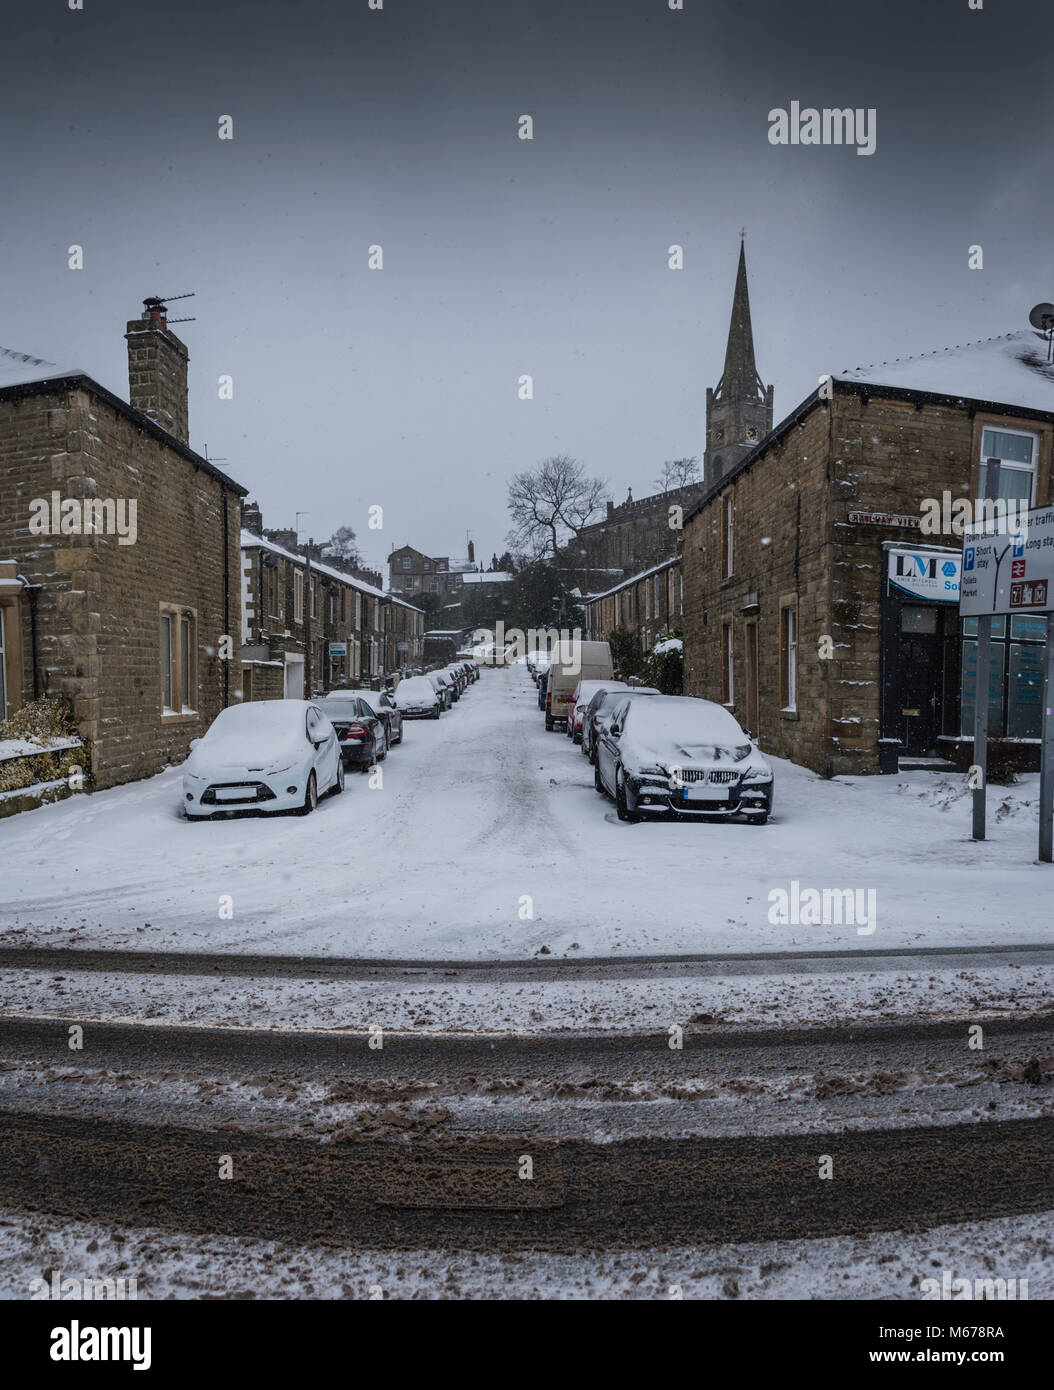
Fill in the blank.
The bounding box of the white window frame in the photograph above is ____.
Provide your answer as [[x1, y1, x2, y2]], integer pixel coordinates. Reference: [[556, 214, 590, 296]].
[[294, 570, 304, 623], [978, 426, 1038, 506], [724, 494, 734, 578]]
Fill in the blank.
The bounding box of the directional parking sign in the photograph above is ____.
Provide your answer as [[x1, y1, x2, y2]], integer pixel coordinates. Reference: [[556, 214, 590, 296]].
[[959, 504, 1054, 616]]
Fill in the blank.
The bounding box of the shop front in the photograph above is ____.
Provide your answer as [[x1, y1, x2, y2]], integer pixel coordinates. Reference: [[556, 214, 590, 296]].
[[879, 541, 1047, 771]]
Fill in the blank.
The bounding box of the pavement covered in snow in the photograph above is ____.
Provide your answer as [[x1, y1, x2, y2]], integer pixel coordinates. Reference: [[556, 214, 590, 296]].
[[2, 668, 1051, 961], [1, 1205, 1049, 1300]]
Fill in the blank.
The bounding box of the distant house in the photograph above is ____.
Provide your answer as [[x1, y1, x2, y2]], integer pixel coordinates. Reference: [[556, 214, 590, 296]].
[[0, 301, 246, 790], [241, 510, 423, 696], [583, 556, 683, 654]]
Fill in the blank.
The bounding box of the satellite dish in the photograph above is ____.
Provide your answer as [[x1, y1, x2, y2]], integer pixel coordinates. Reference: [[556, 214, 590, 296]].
[[1029, 302, 1054, 331]]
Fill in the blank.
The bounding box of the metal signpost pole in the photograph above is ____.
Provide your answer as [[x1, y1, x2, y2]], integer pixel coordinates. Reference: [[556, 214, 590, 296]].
[[972, 460, 1000, 841], [1040, 610, 1054, 862]]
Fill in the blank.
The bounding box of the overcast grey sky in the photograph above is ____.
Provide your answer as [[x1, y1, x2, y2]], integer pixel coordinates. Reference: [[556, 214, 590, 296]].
[[3, 0, 1052, 573]]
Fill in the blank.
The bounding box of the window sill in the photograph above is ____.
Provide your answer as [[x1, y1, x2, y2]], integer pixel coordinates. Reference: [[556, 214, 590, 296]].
[[780, 707, 799, 721], [161, 710, 199, 725]]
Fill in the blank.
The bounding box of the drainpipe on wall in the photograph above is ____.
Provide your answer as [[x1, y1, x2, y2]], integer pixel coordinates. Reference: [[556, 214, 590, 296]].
[[17, 574, 42, 700], [221, 487, 231, 708]]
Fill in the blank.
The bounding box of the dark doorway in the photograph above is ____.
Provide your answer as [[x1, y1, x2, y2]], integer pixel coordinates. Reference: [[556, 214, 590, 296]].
[[898, 606, 942, 754]]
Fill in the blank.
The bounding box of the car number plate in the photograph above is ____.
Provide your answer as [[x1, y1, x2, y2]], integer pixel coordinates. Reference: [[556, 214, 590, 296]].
[[215, 786, 250, 801], [684, 785, 728, 802]]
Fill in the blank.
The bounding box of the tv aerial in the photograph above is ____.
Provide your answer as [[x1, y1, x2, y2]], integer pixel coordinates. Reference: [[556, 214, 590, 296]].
[[143, 292, 196, 324], [1028, 301, 1054, 361]]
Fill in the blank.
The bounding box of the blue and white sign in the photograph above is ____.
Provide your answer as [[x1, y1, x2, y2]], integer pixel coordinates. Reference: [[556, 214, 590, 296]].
[[888, 548, 961, 602]]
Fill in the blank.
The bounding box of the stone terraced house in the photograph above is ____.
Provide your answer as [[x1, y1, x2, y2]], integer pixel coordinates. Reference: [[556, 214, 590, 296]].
[[0, 301, 246, 792]]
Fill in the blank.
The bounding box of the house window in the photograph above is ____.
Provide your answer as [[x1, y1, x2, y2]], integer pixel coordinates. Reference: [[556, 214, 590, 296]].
[[780, 602, 798, 711], [180, 614, 192, 709], [423, 560, 431, 572], [161, 613, 172, 709], [978, 427, 1038, 506], [310, 578, 317, 620], [722, 620, 734, 703], [431, 578, 439, 592], [401, 555, 412, 570], [653, 577, 660, 619], [404, 579, 414, 592], [722, 493, 734, 578], [160, 604, 197, 718], [294, 571, 304, 623]]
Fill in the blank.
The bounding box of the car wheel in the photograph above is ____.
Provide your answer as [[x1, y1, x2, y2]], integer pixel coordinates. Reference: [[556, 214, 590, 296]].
[[615, 767, 638, 823], [377, 730, 388, 761], [594, 759, 606, 795], [394, 724, 403, 745], [299, 771, 318, 816], [545, 715, 554, 731], [747, 812, 769, 825], [432, 707, 440, 720], [331, 760, 345, 796]]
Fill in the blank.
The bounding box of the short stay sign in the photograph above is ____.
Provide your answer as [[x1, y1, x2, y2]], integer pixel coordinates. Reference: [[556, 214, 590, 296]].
[[959, 504, 1054, 617]]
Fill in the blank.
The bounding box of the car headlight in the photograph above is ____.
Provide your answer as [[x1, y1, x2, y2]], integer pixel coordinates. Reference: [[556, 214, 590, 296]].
[[741, 765, 772, 782], [635, 765, 667, 778]]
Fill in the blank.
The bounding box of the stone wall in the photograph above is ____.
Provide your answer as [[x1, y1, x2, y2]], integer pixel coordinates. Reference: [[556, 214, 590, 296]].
[[0, 382, 243, 790]]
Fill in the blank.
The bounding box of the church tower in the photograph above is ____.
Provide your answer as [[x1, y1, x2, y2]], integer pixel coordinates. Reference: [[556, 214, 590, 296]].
[[704, 241, 774, 491]]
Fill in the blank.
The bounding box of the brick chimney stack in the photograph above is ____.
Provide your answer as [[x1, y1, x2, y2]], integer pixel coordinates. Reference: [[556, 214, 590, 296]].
[[242, 500, 264, 536], [125, 297, 189, 443]]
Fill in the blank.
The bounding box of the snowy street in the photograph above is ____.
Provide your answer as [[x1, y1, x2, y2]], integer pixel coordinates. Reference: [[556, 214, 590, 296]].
[[2, 665, 1051, 961]]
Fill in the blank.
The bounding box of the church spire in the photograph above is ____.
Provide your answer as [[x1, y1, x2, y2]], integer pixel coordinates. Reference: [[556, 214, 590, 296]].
[[714, 239, 766, 404], [704, 240, 774, 491]]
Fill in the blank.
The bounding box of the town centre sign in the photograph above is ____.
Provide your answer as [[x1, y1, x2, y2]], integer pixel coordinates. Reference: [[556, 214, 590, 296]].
[[959, 504, 1054, 617], [959, 501, 1054, 863]]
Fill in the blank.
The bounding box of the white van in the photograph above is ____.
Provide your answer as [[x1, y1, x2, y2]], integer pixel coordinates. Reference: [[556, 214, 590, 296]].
[[545, 640, 614, 731]]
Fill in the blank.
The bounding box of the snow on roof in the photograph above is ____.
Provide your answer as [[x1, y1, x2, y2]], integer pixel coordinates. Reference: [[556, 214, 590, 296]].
[[837, 330, 1054, 415], [0, 345, 86, 390], [584, 555, 680, 603], [459, 571, 511, 584], [241, 528, 422, 611]]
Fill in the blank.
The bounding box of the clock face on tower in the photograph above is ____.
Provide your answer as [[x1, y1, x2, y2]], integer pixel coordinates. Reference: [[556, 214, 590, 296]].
[[746, 425, 760, 442], [712, 427, 725, 445]]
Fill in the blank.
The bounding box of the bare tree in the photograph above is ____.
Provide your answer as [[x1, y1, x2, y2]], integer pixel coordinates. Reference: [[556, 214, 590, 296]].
[[506, 455, 608, 578], [322, 524, 362, 569], [653, 456, 701, 492]]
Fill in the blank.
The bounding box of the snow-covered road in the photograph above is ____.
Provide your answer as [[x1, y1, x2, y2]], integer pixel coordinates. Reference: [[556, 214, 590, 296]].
[[1, 668, 1051, 959]]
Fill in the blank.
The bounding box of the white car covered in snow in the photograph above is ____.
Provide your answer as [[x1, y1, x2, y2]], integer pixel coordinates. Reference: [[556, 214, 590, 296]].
[[392, 675, 442, 719], [182, 699, 344, 818], [594, 694, 773, 823]]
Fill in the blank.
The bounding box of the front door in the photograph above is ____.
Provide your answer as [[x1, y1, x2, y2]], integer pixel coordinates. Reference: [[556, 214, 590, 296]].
[[284, 653, 304, 699], [744, 621, 760, 738], [898, 606, 942, 755]]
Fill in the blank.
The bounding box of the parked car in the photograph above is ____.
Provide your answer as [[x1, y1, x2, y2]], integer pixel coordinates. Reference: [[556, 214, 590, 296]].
[[594, 694, 773, 823], [317, 694, 387, 770], [566, 679, 628, 742], [427, 671, 454, 709], [537, 668, 549, 711], [444, 664, 467, 697], [582, 686, 660, 763], [393, 674, 442, 719], [183, 699, 343, 818], [532, 652, 553, 687], [546, 640, 614, 731], [339, 687, 403, 746]]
